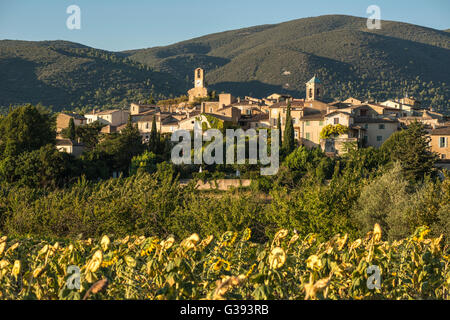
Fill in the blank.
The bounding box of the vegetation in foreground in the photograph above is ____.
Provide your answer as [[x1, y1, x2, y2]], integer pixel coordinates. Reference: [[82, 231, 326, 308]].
[[0, 225, 448, 300]]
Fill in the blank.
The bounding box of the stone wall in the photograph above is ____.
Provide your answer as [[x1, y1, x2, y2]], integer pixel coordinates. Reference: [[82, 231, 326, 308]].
[[182, 179, 252, 190]]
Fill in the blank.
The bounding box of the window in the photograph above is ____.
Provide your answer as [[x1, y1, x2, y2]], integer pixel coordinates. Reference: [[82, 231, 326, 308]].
[[364, 124, 369, 130], [306, 121, 310, 126], [334, 118, 339, 125], [442, 154, 446, 160], [209, 108, 213, 113], [306, 132, 311, 140], [295, 131, 298, 138], [379, 124, 385, 130], [360, 110, 367, 116], [377, 136, 383, 142], [309, 88, 312, 98], [439, 137, 448, 148], [316, 88, 320, 96]]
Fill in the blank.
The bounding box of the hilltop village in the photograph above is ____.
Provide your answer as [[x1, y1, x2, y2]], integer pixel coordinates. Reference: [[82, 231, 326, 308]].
[[56, 68, 450, 161]]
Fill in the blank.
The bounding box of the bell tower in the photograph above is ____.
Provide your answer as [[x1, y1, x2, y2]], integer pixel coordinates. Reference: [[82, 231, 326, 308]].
[[306, 75, 323, 101], [188, 68, 208, 103], [194, 68, 205, 88]]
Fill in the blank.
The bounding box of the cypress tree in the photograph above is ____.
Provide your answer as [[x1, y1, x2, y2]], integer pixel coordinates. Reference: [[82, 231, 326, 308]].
[[67, 118, 76, 141], [282, 103, 295, 154], [277, 114, 282, 148], [149, 116, 158, 152]]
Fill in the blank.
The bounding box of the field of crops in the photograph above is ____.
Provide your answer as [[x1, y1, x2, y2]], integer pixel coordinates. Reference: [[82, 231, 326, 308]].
[[0, 225, 449, 300]]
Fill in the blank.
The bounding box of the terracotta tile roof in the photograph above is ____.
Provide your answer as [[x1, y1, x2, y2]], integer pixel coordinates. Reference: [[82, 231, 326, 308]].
[[430, 126, 450, 135], [60, 112, 86, 120], [354, 117, 398, 123]]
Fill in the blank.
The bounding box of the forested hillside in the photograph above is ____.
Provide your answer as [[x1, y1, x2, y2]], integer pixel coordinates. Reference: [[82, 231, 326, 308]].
[[0, 15, 449, 114], [0, 40, 185, 113], [127, 15, 450, 113]]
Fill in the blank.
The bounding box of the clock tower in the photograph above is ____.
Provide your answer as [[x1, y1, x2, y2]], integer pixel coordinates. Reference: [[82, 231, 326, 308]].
[[188, 68, 208, 103], [194, 68, 205, 88]]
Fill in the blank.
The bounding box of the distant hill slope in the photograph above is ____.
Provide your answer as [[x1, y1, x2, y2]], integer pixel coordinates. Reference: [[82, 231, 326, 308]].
[[0, 15, 449, 114], [0, 40, 185, 112], [126, 15, 450, 113]]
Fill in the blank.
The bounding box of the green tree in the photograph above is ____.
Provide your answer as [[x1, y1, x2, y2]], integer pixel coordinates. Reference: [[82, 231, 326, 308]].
[[67, 118, 76, 141], [93, 115, 145, 175], [149, 116, 158, 153], [382, 121, 438, 181], [0, 105, 55, 158], [75, 121, 105, 150], [282, 103, 295, 154], [277, 115, 282, 148]]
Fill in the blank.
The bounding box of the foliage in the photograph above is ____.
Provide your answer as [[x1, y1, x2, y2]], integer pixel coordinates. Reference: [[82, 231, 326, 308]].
[[382, 122, 438, 181], [75, 121, 105, 150], [130, 151, 157, 175], [67, 118, 76, 141], [0, 145, 79, 188], [0, 225, 448, 300], [0, 104, 55, 158], [282, 103, 295, 155], [320, 124, 349, 140], [90, 116, 145, 175], [352, 165, 450, 242]]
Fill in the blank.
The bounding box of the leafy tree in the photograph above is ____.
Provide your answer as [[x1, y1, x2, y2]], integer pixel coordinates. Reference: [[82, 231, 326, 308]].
[[0, 144, 79, 188], [282, 103, 295, 154], [351, 164, 410, 239], [93, 116, 145, 175], [382, 122, 438, 181], [130, 151, 157, 175], [320, 124, 349, 139], [0, 105, 55, 158], [75, 121, 105, 150]]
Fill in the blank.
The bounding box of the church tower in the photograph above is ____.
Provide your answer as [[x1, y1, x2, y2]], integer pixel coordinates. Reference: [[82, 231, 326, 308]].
[[188, 68, 208, 103], [194, 68, 205, 88], [306, 75, 323, 101]]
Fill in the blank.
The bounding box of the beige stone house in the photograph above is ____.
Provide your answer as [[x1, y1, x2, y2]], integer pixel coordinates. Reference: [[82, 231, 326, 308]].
[[56, 113, 86, 133], [429, 126, 450, 160], [353, 117, 399, 148], [85, 109, 129, 127], [56, 139, 84, 157]]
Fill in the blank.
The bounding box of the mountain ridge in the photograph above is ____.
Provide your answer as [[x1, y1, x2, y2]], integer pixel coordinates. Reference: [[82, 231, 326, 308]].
[[0, 15, 449, 113]]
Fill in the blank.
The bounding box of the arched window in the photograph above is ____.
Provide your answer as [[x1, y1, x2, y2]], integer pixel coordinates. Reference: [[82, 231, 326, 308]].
[[197, 69, 201, 78], [309, 88, 313, 98]]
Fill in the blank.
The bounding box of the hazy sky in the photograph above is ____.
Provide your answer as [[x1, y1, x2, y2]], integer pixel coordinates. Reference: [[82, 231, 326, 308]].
[[0, 0, 448, 51]]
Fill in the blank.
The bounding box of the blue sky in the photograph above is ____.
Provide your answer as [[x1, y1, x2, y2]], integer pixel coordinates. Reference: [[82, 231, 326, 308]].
[[0, 0, 448, 51]]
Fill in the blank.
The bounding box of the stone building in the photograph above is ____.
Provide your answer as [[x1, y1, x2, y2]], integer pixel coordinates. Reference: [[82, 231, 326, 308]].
[[56, 113, 86, 133], [188, 68, 208, 102], [429, 126, 450, 160]]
